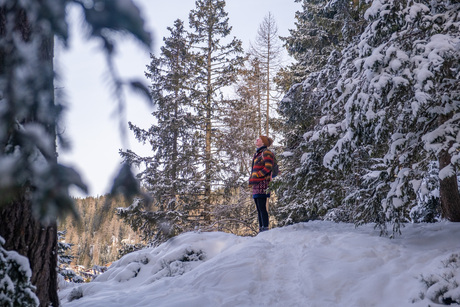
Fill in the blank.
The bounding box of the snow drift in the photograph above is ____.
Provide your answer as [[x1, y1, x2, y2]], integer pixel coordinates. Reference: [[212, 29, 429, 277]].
[[59, 221, 460, 306]]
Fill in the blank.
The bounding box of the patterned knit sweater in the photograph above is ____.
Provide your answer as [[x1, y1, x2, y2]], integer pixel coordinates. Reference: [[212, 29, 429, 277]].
[[249, 146, 274, 197]]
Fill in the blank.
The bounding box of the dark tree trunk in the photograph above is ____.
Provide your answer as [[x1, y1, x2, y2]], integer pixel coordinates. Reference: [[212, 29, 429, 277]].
[[0, 193, 59, 306], [439, 148, 460, 222], [0, 4, 59, 307], [437, 112, 460, 222]]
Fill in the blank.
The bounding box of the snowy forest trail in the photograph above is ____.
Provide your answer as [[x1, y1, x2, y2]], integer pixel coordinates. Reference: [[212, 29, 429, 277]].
[[59, 221, 460, 306]]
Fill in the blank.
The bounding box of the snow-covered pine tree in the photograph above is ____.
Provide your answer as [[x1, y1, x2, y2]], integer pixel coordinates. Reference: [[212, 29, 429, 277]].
[[328, 0, 460, 230], [188, 0, 245, 219], [276, 50, 354, 225], [57, 230, 82, 283], [119, 20, 200, 246], [0, 236, 39, 307], [279, 0, 366, 84], [409, 161, 441, 223], [307, 0, 460, 234], [274, 0, 367, 226]]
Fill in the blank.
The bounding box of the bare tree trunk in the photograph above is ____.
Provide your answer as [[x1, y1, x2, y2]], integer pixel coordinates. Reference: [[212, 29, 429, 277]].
[[0, 5, 59, 306], [256, 60, 262, 136], [266, 37, 270, 136], [439, 148, 460, 222]]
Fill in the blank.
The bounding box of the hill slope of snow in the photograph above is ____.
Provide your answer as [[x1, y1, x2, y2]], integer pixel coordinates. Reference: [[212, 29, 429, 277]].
[[59, 221, 460, 306]]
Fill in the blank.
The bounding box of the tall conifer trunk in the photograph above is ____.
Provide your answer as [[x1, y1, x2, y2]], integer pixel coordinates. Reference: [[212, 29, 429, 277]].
[[171, 94, 178, 202], [204, 27, 212, 221], [171, 73, 179, 200], [0, 5, 59, 306]]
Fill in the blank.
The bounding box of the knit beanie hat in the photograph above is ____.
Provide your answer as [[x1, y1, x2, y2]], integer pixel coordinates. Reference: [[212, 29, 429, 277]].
[[260, 135, 273, 147]]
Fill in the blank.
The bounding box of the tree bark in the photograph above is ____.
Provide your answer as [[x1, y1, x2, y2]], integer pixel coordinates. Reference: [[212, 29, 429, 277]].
[[255, 60, 262, 136], [0, 193, 59, 306], [203, 27, 213, 221], [266, 36, 270, 136], [439, 148, 460, 222], [0, 4, 59, 306]]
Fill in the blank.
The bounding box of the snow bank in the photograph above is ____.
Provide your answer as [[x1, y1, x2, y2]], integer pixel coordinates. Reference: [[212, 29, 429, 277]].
[[59, 221, 460, 306]]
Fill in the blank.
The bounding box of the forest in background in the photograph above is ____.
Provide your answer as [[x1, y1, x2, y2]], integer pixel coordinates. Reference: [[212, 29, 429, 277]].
[[57, 191, 268, 270], [58, 196, 142, 268]]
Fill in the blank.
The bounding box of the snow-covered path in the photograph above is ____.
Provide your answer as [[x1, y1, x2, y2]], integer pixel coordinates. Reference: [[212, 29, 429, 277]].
[[59, 221, 460, 306]]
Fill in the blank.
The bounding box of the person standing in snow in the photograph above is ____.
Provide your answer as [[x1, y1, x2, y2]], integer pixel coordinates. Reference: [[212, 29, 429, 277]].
[[249, 135, 274, 233]]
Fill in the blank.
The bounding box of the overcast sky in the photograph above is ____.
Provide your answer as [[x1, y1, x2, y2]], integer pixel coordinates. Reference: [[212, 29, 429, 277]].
[[56, 0, 301, 197]]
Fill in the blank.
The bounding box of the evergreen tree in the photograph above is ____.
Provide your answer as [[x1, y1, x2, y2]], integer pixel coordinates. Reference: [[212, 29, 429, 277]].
[[279, 0, 366, 85], [276, 0, 460, 235], [274, 0, 367, 227], [57, 231, 81, 283], [0, 236, 39, 307], [275, 49, 359, 225], [119, 20, 199, 245], [119, 1, 260, 238], [188, 0, 245, 216], [324, 0, 460, 229], [57, 231, 73, 269]]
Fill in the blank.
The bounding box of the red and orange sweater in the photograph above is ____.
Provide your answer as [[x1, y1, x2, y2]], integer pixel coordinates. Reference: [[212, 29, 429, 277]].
[[249, 146, 274, 185]]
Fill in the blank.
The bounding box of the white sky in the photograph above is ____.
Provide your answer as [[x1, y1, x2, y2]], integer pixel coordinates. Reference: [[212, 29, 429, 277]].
[[56, 0, 301, 197]]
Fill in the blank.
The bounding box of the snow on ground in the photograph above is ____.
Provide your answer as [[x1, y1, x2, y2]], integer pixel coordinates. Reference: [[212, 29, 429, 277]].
[[59, 221, 460, 306]]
